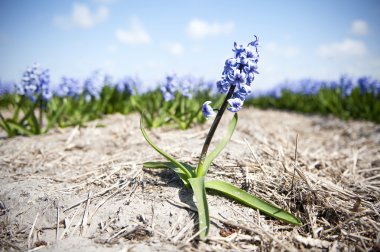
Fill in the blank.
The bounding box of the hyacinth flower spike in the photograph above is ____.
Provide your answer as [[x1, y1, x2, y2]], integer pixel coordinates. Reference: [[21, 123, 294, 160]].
[[0, 63, 65, 136], [136, 73, 206, 129], [141, 35, 301, 240]]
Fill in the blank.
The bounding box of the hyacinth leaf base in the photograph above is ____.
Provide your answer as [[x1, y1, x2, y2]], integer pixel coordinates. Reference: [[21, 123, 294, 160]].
[[188, 177, 210, 240], [140, 116, 194, 179], [141, 115, 301, 240], [198, 113, 238, 177]]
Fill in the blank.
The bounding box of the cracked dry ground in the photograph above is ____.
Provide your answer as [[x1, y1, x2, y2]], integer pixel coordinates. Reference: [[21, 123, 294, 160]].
[[1, 108, 379, 251]]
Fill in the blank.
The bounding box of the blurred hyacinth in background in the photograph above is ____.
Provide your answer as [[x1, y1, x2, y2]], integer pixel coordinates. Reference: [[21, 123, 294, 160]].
[[115, 76, 135, 95], [19, 63, 52, 102], [0, 80, 16, 96], [252, 75, 380, 99], [247, 75, 380, 122], [160, 74, 206, 101], [160, 74, 178, 102], [0, 59, 379, 137], [83, 70, 106, 101], [55, 77, 82, 98]]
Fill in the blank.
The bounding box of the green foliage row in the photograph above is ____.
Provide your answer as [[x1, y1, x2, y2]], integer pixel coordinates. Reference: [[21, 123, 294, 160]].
[[1, 84, 379, 137], [246, 87, 380, 123], [0, 86, 214, 137]]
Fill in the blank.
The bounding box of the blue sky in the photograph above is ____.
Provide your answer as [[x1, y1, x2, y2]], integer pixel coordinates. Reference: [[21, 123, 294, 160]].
[[0, 0, 379, 90]]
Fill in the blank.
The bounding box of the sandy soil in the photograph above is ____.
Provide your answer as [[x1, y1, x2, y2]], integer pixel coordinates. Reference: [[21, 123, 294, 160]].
[[0, 108, 379, 251]]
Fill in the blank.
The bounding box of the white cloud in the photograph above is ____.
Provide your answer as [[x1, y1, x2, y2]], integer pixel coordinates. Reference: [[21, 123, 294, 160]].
[[186, 19, 234, 39], [162, 42, 184, 56], [116, 18, 151, 45], [54, 3, 108, 29], [318, 38, 367, 57], [351, 20, 369, 36]]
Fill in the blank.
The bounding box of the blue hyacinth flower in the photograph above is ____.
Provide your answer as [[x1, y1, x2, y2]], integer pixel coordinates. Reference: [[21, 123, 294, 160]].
[[0, 81, 16, 95], [227, 98, 243, 112], [160, 74, 178, 101], [21, 63, 52, 102], [202, 101, 216, 119]]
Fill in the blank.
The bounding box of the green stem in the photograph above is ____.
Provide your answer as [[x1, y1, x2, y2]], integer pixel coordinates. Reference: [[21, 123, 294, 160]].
[[196, 84, 235, 177], [13, 95, 24, 121], [39, 96, 43, 127]]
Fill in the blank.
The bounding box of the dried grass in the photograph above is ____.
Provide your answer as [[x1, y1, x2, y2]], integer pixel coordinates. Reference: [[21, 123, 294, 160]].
[[0, 109, 379, 251]]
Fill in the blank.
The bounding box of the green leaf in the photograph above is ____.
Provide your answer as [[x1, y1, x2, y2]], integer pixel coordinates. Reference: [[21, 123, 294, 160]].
[[198, 113, 238, 177], [205, 180, 302, 225], [140, 116, 194, 179], [167, 113, 185, 129], [19, 97, 39, 125], [27, 108, 41, 134], [6, 120, 33, 136], [12, 95, 24, 121], [185, 106, 202, 129], [0, 113, 13, 135], [44, 101, 66, 133], [188, 177, 209, 240], [143, 161, 195, 186], [132, 96, 153, 127]]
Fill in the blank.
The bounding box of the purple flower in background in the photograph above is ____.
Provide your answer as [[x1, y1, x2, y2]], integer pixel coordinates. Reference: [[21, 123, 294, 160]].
[[0, 80, 16, 95], [21, 63, 52, 101], [357, 76, 380, 96], [305, 80, 322, 95], [200, 79, 217, 94], [15, 81, 25, 96], [39, 69, 51, 100], [339, 75, 355, 97], [273, 86, 283, 99], [372, 80, 380, 96], [84, 70, 105, 100], [55, 77, 82, 97], [202, 101, 216, 119], [358, 76, 372, 94], [160, 74, 178, 101], [249, 73, 380, 101], [22, 65, 40, 98], [293, 79, 321, 95], [180, 77, 193, 98], [104, 74, 113, 86], [116, 76, 135, 95]]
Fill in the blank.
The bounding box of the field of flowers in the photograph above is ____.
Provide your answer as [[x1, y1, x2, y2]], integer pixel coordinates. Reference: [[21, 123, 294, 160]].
[[0, 63, 379, 138], [249, 76, 380, 123], [0, 65, 216, 137]]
